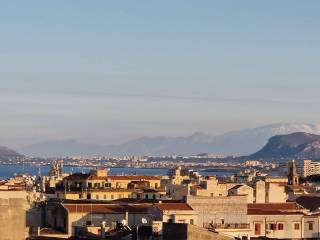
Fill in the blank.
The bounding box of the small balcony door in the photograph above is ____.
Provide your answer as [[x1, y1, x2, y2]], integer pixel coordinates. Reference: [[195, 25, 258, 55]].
[[255, 223, 261, 236]]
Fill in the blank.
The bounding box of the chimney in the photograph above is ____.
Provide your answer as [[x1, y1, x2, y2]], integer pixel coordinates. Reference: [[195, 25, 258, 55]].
[[101, 221, 106, 238], [125, 211, 129, 224]]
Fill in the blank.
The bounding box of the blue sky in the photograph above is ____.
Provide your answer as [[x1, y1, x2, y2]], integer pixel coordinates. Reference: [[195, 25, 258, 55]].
[[0, 1, 320, 147]]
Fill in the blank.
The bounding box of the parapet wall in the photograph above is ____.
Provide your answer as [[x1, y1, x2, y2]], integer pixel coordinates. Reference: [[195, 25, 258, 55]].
[[0, 197, 27, 240], [163, 223, 234, 240]]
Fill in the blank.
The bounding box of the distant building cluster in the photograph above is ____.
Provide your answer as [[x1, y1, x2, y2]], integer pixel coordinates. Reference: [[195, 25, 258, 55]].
[[295, 159, 320, 177], [1, 159, 320, 239]]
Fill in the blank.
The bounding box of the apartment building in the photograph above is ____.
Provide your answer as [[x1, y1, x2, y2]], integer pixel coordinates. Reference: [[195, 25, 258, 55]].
[[56, 168, 162, 201], [296, 159, 320, 177], [254, 177, 288, 203]]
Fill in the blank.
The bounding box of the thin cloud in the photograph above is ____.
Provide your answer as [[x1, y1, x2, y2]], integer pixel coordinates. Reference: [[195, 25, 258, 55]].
[[0, 87, 313, 105]]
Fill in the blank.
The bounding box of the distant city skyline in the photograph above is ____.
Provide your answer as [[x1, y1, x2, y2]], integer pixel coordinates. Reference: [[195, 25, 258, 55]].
[[1, 1, 320, 148]]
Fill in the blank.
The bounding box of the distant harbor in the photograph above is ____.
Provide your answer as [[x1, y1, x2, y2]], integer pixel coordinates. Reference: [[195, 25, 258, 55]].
[[0, 164, 236, 179]]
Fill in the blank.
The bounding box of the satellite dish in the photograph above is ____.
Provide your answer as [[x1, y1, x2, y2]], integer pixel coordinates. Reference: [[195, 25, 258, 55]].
[[121, 219, 127, 225], [142, 218, 148, 224]]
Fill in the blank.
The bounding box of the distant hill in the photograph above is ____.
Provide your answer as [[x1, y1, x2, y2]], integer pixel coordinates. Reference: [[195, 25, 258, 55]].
[[18, 123, 320, 157], [0, 146, 23, 160], [18, 132, 213, 157], [250, 132, 320, 159]]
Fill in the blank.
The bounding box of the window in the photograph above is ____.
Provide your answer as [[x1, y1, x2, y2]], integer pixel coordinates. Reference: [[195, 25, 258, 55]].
[[294, 223, 300, 230], [278, 223, 284, 230], [190, 219, 194, 225], [88, 183, 92, 188], [105, 183, 111, 188], [86, 221, 92, 226], [104, 194, 107, 199], [111, 194, 114, 200], [79, 194, 82, 199], [145, 194, 149, 199], [96, 195, 99, 200], [309, 222, 314, 231], [153, 194, 156, 199], [269, 223, 276, 230]]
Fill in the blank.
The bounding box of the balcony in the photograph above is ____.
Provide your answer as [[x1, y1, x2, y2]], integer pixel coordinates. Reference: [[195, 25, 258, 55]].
[[205, 223, 250, 230]]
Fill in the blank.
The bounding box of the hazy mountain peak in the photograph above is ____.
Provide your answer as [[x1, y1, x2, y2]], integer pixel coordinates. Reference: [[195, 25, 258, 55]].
[[0, 146, 22, 160], [17, 122, 320, 157], [250, 132, 320, 159], [189, 132, 212, 142]]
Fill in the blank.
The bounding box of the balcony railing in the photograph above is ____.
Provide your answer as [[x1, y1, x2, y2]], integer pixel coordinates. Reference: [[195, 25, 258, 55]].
[[204, 223, 250, 229]]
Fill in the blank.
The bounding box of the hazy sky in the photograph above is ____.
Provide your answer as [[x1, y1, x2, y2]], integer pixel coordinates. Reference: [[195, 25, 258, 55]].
[[1, 1, 320, 148]]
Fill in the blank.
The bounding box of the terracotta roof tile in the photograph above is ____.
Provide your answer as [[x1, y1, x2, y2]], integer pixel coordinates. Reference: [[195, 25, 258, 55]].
[[154, 203, 194, 211], [63, 203, 151, 214], [296, 196, 320, 212], [247, 203, 306, 215], [229, 184, 245, 191]]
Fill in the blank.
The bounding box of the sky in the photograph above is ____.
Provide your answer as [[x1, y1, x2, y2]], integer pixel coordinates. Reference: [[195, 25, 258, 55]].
[[1, 1, 320, 148]]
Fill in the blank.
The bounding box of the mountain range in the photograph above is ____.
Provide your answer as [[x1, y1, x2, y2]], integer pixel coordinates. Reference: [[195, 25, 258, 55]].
[[0, 146, 22, 160], [250, 132, 320, 159], [16, 123, 320, 157]]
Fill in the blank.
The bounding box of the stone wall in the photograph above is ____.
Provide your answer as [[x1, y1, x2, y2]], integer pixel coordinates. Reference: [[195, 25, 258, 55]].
[[187, 195, 248, 227]]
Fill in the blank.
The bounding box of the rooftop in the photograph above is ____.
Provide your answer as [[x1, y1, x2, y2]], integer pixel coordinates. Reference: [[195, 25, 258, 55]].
[[247, 202, 306, 215], [154, 203, 194, 211], [108, 176, 161, 181], [64, 174, 161, 181], [296, 196, 320, 212], [229, 184, 246, 191], [63, 203, 151, 214]]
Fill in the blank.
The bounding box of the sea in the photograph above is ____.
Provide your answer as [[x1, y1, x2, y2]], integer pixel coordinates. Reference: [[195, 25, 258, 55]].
[[0, 164, 236, 179]]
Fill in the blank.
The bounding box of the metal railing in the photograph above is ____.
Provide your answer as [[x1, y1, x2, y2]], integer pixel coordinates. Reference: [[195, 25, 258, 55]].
[[204, 223, 250, 229]]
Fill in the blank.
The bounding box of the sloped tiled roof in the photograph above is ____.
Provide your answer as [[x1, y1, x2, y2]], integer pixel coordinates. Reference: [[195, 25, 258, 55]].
[[247, 202, 306, 215], [63, 203, 151, 214], [154, 203, 194, 211], [296, 196, 320, 212]]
